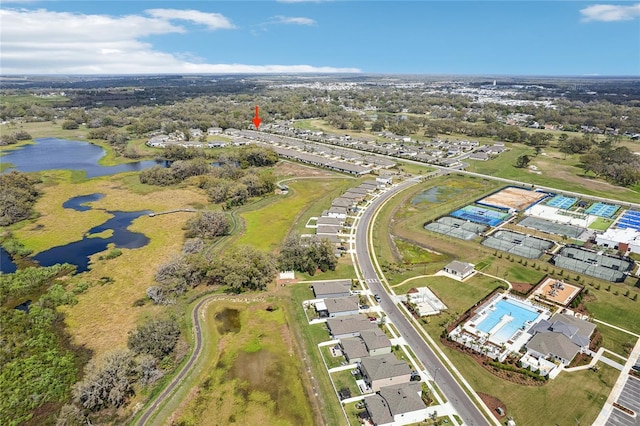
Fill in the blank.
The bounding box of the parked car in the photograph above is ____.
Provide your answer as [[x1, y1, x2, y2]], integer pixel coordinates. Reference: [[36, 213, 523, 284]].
[[374, 294, 381, 302]]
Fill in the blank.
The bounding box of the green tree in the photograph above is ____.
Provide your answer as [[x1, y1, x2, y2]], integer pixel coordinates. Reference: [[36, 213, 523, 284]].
[[515, 155, 531, 168]]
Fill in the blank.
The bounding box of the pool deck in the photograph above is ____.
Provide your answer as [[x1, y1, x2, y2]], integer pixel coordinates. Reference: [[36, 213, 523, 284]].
[[459, 293, 551, 355]]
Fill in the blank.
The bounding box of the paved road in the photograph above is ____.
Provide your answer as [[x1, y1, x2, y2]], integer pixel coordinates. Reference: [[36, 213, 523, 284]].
[[355, 179, 492, 426], [135, 296, 210, 426]]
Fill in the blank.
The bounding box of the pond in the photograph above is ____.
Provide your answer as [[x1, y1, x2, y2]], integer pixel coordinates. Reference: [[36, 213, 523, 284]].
[[215, 308, 241, 334], [412, 186, 463, 204], [33, 209, 151, 273], [63, 193, 106, 211], [1, 247, 18, 274], [1, 138, 158, 177], [0, 193, 152, 274]]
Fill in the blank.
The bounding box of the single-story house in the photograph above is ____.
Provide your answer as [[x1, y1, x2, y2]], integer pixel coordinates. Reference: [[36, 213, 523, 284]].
[[341, 329, 392, 363], [317, 224, 342, 236], [327, 314, 379, 339], [317, 216, 344, 227], [326, 207, 348, 219], [365, 382, 428, 426], [324, 296, 360, 318], [360, 353, 413, 392], [443, 261, 475, 280], [311, 280, 352, 299]]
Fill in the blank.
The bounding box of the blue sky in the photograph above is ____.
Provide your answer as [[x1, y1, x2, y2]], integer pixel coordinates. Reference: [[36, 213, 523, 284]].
[[1, 1, 639, 75]]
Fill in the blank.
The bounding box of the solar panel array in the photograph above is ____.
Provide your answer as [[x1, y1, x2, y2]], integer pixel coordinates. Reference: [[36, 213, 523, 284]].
[[617, 210, 640, 232]]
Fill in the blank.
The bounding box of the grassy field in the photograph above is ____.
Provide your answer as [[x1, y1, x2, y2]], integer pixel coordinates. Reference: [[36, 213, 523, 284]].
[[0, 94, 68, 106], [466, 142, 640, 203], [289, 284, 347, 426], [234, 177, 354, 252], [170, 300, 315, 426]]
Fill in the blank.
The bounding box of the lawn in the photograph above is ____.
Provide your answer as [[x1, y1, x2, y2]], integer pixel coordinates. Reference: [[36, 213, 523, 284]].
[[234, 177, 354, 252], [466, 142, 639, 204], [597, 321, 638, 358], [588, 217, 614, 231]]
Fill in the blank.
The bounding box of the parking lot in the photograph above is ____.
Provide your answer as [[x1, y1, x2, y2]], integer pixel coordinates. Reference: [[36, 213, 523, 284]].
[[606, 376, 640, 426]]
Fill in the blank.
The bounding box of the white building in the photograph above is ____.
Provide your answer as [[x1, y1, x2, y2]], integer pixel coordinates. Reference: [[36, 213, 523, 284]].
[[595, 228, 640, 254]]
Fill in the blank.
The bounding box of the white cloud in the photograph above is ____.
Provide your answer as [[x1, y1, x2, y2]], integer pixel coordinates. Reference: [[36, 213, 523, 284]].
[[268, 15, 317, 26], [0, 8, 359, 74], [145, 9, 236, 30], [580, 3, 640, 22]]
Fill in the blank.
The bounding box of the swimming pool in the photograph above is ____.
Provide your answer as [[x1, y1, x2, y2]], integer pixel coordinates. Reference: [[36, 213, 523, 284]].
[[475, 298, 542, 344]]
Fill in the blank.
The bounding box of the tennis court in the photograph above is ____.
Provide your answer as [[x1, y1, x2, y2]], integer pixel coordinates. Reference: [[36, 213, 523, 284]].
[[482, 230, 553, 259], [545, 195, 578, 210], [552, 246, 632, 282], [424, 217, 488, 240], [617, 210, 640, 232], [450, 205, 510, 227], [518, 216, 584, 238], [585, 202, 619, 218]]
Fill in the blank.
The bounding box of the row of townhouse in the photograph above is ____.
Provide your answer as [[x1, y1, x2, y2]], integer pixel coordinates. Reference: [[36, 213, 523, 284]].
[[310, 280, 431, 425]]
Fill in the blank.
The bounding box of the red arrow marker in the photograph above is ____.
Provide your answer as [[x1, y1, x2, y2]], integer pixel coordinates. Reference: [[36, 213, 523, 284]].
[[252, 105, 262, 129]]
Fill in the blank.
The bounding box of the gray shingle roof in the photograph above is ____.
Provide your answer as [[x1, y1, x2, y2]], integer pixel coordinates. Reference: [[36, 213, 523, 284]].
[[527, 332, 579, 362], [311, 280, 351, 298], [341, 337, 369, 361], [360, 353, 412, 381], [325, 296, 359, 314], [327, 314, 378, 337], [360, 329, 392, 351], [366, 382, 425, 425]]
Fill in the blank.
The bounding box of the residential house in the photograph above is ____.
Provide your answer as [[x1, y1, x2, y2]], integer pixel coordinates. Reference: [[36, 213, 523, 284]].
[[311, 280, 352, 299], [323, 296, 359, 318], [207, 127, 223, 135], [365, 382, 429, 426], [341, 329, 392, 363], [360, 353, 413, 392], [327, 314, 379, 339]]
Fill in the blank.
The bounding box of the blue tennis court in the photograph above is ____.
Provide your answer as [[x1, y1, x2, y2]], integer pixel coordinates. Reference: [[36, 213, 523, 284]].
[[450, 205, 510, 227], [545, 195, 578, 209], [617, 210, 640, 232], [585, 202, 619, 218]]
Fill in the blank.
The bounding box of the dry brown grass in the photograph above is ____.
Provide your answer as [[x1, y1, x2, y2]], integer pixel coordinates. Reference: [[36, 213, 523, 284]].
[[15, 172, 210, 356]]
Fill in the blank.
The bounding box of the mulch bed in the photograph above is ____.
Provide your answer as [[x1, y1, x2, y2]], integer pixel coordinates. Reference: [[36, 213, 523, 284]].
[[511, 281, 535, 296], [478, 392, 508, 420], [441, 338, 547, 386]]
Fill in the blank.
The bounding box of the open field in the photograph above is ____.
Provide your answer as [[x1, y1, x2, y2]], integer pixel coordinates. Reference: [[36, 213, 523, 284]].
[[0, 94, 68, 106], [170, 300, 315, 426], [467, 143, 640, 203], [234, 177, 354, 252]]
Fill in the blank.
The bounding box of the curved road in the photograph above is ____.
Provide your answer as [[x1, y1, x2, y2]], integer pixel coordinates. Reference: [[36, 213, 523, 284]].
[[135, 295, 211, 426], [355, 179, 492, 426]]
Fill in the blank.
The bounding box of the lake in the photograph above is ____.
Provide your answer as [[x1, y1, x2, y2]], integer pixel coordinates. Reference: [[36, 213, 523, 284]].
[[1, 137, 158, 177]]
